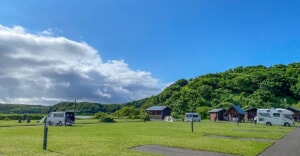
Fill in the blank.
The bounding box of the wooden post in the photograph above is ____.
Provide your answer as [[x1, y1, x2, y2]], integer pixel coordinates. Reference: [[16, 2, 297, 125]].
[[191, 120, 194, 132], [43, 117, 48, 150]]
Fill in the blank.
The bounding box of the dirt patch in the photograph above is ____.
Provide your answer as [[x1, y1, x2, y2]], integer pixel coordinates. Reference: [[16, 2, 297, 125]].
[[131, 145, 236, 156]]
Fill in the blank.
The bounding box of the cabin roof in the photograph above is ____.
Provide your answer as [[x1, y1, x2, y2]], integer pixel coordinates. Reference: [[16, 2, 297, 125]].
[[146, 106, 170, 111], [244, 108, 257, 112], [227, 104, 245, 115], [286, 107, 300, 112], [208, 108, 225, 113]]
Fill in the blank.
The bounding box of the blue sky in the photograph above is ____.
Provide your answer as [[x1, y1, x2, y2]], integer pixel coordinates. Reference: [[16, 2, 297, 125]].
[[0, 0, 299, 105]]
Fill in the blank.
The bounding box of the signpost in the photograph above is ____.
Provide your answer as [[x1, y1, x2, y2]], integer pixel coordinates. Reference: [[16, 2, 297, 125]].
[[43, 117, 48, 150]]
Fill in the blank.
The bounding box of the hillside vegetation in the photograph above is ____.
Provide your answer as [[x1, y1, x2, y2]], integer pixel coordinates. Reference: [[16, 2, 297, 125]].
[[135, 63, 300, 116], [1, 63, 300, 117]]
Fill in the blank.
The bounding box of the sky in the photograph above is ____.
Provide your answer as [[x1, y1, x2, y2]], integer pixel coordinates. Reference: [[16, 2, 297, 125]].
[[0, 0, 300, 105]]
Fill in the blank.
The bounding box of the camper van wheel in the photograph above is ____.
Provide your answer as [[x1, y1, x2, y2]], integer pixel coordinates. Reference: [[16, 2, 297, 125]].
[[284, 122, 290, 127], [48, 121, 52, 126], [58, 121, 63, 126], [266, 122, 272, 126]]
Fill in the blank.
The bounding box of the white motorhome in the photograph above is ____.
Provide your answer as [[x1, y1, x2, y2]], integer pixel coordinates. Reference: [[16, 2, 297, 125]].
[[257, 108, 294, 127], [184, 112, 201, 122], [47, 112, 75, 126]]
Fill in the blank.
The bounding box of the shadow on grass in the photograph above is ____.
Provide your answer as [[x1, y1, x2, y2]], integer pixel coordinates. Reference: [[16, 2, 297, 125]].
[[46, 149, 64, 155]]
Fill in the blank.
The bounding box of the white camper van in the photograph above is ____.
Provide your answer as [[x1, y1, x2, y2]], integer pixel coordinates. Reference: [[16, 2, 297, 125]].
[[184, 112, 201, 122], [257, 108, 294, 127], [47, 112, 75, 126]]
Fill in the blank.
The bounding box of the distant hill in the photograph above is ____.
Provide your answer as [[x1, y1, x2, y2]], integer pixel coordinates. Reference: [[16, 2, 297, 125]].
[[0, 104, 49, 114], [1, 62, 300, 116], [126, 62, 300, 115], [0, 102, 122, 115]]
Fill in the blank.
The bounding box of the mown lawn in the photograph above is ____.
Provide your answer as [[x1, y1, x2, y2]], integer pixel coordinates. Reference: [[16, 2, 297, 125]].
[[0, 119, 296, 156]]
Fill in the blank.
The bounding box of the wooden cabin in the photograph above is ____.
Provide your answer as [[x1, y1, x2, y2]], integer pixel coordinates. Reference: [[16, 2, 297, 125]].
[[244, 108, 257, 122], [146, 106, 171, 120], [225, 104, 245, 122], [286, 107, 300, 121], [208, 108, 226, 121]]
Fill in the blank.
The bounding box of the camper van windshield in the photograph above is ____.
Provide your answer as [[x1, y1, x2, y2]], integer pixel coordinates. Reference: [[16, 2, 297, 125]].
[[284, 114, 292, 120]]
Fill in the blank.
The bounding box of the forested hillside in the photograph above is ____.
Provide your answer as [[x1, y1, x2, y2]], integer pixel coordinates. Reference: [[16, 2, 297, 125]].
[[135, 63, 300, 116], [0, 104, 49, 114], [0, 102, 122, 115], [1, 63, 300, 117]]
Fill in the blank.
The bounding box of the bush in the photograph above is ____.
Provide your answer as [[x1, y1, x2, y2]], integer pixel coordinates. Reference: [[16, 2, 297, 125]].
[[4, 117, 10, 121], [93, 112, 107, 119], [141, 114, 150, 121], [100, 116, 115, 123], [131, 115, 141, 120]]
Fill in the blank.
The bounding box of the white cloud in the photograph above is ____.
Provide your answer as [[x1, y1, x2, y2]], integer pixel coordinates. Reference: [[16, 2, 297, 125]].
[[0, 24, 167, 105]]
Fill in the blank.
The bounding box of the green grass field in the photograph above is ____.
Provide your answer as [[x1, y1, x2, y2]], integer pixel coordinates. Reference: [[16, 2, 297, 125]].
[[0, 119, 296, 156]]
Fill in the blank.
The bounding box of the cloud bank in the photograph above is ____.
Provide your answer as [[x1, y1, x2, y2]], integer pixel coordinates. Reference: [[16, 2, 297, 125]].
[[0, 25, 166, 105]]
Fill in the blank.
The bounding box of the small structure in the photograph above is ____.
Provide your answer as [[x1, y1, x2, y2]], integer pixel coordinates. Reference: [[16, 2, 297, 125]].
[[146, 106, 171, 120], [208, 108, 226, 121], [286, 107, 300, 121], [244, 108, 257, 122], [225, 104, 245, 122]]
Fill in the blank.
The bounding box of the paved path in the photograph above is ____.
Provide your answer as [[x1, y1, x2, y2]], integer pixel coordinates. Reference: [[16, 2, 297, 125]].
[[259, 126, 300, 156], [132, 145, 235, 156], [132, 127, 300, 156]]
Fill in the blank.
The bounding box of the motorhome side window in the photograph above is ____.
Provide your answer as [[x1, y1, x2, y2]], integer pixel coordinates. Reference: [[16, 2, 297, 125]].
[[54, 113, 64, 117], [284, 114, 292, 119], [186, 114, 192, 117], [259, 118, 264, 121], [273, 113, 280, 117], [193, 115, 198, 117]]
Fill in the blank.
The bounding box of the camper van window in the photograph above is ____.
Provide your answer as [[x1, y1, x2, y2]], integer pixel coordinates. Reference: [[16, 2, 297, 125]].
[[186, 114, 192, 118], [54, 113, 64, 117], [259, 113, 271, 118], [266, 110, 270, 112], [259, 118, 264, 121], [284, 114, 292, 120], [277, 110, 282, 113], [273, 113, 280, 117], [193, 115, 198, 117], [48, 113, 52, 117]]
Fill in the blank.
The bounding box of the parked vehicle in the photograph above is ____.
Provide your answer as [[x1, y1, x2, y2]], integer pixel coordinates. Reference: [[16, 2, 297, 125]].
[[47, 111, 75, 126], [184, 112, 201, 122], [257, 108, 294, 127]]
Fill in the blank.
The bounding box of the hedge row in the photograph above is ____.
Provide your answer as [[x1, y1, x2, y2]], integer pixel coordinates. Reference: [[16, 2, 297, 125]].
[[0, 114, 45, 120]]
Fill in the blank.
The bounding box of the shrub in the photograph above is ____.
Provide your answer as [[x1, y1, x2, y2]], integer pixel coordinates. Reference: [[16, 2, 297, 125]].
[[100, 116, 115, 123], [131, 115, 140, 120], [141, 114, 150, 121], [4, 117, 11, 121], [93, 112, 107, 119]]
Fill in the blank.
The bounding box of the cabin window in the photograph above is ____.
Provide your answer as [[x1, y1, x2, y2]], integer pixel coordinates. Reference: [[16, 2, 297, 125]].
[[193, 115, 198, 118], [277, 110, 282, 113], [273, 113, 280, 117]]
